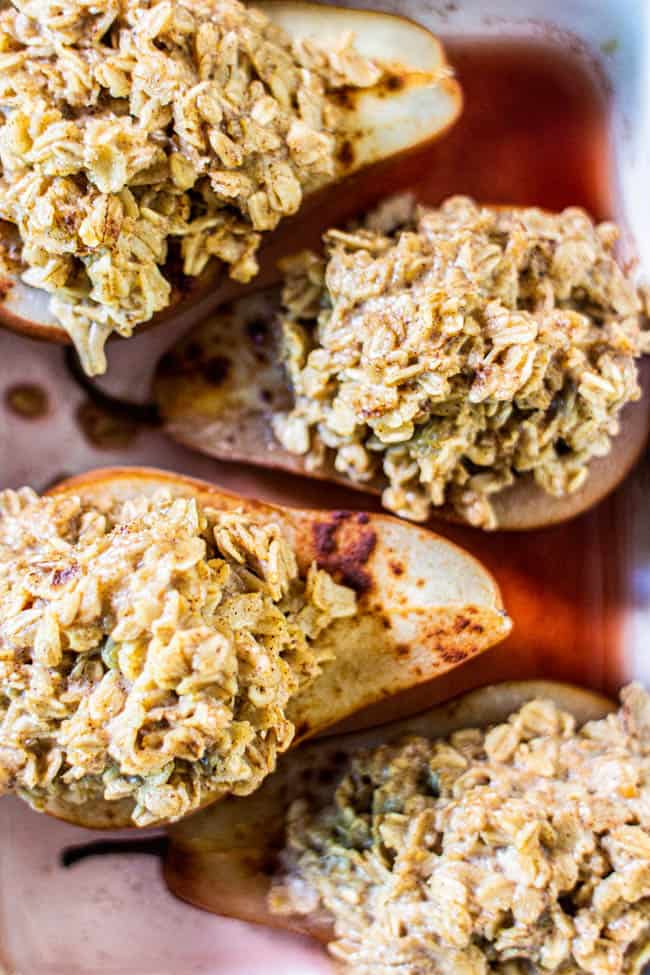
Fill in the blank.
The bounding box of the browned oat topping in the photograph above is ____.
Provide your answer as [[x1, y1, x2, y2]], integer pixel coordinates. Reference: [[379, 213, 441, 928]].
[[0, 0, 382, 374], [273, 196, 649, 528], [269, 686, 650, 975], [0, 487, 355, 825]]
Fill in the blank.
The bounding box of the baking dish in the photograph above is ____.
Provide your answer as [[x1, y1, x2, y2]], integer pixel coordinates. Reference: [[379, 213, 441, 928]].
[[0, 0, 648, 971]]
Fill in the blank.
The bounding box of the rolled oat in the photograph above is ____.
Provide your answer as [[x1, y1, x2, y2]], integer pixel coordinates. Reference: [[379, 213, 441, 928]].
[[0, 486, 356, 825], [273, 196, 649, 528], [0, 0, 382, 373]]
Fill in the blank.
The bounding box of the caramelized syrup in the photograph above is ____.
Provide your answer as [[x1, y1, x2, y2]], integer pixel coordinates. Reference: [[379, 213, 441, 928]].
[[226, 38, 615, 297], [414, 37, 614, 217]]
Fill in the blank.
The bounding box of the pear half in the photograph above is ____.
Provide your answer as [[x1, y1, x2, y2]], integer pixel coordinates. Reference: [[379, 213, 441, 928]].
[[164, 680, 614, 939], [0, 3, 461, 345], [153, 290, 650, 531], [39, 466, 509, 828]]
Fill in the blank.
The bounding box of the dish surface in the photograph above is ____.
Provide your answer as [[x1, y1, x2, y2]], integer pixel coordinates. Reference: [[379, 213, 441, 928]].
[[1, 1, 649, 972]]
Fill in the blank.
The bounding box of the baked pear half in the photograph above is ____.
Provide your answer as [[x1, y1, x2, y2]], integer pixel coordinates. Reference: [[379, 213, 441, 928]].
[[0, 467, 509, 830], [153, 201, 650, 533], [164, 680, 615, 941], [0, 1, 461, 360], [166, 680, 650, 974]]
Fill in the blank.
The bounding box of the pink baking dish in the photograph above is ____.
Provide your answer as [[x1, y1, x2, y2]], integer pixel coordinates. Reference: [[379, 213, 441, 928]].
[[1, 0, 649, 971]]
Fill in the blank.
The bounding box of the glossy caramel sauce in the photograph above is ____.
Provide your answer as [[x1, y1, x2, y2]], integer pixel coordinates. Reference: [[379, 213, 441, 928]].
[[413, 37, 614, 216]]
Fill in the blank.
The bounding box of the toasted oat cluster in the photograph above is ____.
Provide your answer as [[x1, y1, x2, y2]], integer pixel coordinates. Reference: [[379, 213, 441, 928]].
[[273, 196, 648, 528], [270, 686, 650, 975], [0, 0, 381, 374], [0, 487, 355, 826]]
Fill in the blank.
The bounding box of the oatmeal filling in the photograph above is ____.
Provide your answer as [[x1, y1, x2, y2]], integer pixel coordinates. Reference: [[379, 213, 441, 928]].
[[272, 196, 649, 528], [269, 685, 650, 975], [0, 487, 356, 826], [0, 0, 382, 374]]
